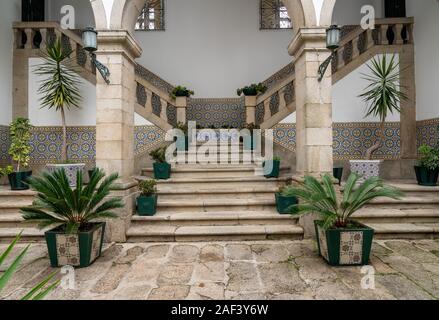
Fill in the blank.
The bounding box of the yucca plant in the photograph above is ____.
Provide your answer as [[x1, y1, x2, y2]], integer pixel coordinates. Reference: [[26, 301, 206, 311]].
[[359, 54, 407, 159], [0, 233, 59, 300], [34, 38, 82, 163], [283, 173, 404, 229], [21, 168, 123, 234]]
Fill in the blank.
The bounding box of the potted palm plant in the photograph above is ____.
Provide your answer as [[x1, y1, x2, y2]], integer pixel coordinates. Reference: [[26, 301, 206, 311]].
[[263, 156, 281, 178], [350, 55, 406, 181], [20, 168, 123, 268], [150, 146, 171, 180], [283, 174, 403, 266], [6, 118, 33, 190], [275, 185, 298, 215], [34, 39, 84, 186], [415, 144, 439, 186], [136, 179, 158, 216]]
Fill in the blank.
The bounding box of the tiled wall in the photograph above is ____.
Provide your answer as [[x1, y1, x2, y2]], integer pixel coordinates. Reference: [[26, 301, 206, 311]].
[[0, 126, 10, 165], [417, 118, 439, 148]]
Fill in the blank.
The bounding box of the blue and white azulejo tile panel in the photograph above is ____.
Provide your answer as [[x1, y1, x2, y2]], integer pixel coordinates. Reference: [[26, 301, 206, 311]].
[[417, 118, 439, 148]]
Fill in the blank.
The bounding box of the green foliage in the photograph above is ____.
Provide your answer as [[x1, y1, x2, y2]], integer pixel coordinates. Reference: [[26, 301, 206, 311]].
[[237, 83, 267, 96], [170, 86, 194, 99], [149, 147, 167, 163], [8, 118, 33, 172], [175, 122, 188, 136], [0, 166, 13, 178], [138, 179, 157, 197], [0, 233, 59, 300], [273, 156, 281, 161], [418, 144, 439, 170], [21, 168, 123, 234], [282, 173, 403, 229], [34, 38, 82, 162]]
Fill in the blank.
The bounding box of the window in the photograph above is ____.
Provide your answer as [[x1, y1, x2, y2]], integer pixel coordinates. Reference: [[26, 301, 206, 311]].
[[135, 0, 165, 31], [260, 0, 292, 30]]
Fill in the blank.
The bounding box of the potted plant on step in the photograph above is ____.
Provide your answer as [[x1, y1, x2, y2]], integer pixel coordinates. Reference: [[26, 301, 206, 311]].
[[283, 173, 403, 266], [20, 168, 123, 268], [350, 55, 406, 181], [237, 83, 267, 97], [263, 156, 281, 178], [275, 185, 298, 214], [137, 179, 158, 216], [170, 86, 194, 100], [150, 146, 171, 180], [34, 39, 84, 186], [414, 144, 439, 186], [7, 118, 33, 190]]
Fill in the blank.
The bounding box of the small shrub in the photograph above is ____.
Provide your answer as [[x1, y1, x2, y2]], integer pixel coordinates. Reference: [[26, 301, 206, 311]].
[[237, 83, 267, 96], [170, 86, 194, 99], [149, 147, 167, 163], [139, 179, 157, 197], [0, 166, 13, 178], [9, 118, 33, 172], [418, 144, 439, 170]]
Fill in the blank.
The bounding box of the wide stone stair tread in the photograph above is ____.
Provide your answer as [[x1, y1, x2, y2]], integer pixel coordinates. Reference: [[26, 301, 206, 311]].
[[354, 208, 439, 218], [386, 181, 439, 192], [368, 196, 439, 204], [0, 200, 34, 209], [368, 222, 439, 239], [157, 198, 275, 207], [0, 227, 45, 242], [135, 175, 290, 183]]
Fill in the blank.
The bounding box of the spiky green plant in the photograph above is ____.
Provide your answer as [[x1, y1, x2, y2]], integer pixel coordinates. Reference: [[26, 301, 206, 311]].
[[282, 173, 403, 229], [0, 233, 59, 300], [359, 54, 407, 159], [34, 39, 82, 163], [20, 168, 123, 234]]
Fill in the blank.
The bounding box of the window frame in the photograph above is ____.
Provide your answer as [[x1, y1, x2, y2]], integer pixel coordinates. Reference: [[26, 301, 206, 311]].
[[260, 0, 293, 31], [135, 0, 166, 32]]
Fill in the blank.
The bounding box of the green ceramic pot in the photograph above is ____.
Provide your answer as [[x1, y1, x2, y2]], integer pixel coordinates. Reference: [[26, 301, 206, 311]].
[[414, 166, 439, 186], [8, 171, 32, 191], [153, 162, 171, 180], [275, 192, 298, 214], [137, 194, 158, 216], [263, 160, 280, 178]]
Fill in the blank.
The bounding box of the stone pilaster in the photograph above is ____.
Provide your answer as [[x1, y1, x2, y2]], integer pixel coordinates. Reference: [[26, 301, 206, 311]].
[[245, 96, 257, 124], [12, 50, 29, 119], [288, 28, 333, 176], [175, 97, 187, 123]]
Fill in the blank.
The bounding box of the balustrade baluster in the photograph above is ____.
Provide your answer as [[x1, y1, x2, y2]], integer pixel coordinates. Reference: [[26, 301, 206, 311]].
[[366, 29, 375, 50], [39, 29, 47, 50], [380, 24, 389, 45], [24, 28, 33, 49]]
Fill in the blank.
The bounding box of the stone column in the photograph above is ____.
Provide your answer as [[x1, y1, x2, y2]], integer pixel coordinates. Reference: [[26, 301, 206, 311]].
[[245, 96, 257, 124], [95, 30, 142, 242], [288, 28, 333, 177], [175, 97, 187, 123]]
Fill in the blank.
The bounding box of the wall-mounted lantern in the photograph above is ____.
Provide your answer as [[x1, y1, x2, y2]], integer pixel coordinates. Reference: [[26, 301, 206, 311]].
[[318, 25, 341, 82], [82, 27, 111, 84]]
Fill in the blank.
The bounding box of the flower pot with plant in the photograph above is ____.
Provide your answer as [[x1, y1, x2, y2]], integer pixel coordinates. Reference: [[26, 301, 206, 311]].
[[7, 118, 33, 190], [415, 144, 439, 186], [150, 147, 171, 180], [350, 55, 407, 181], [283, 174, 403, 266], [237, 83, 267, 97], [263, 156, 281, 178], [34, 39, 85, 186], [170, 85, 194, 100], [137, 179, 158, 216], [275, 186, 298, 215], [20, 168, 123, 268]]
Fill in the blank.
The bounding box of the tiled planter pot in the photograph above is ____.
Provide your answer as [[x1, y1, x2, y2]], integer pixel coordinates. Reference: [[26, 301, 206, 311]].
[[275, 192, 298, 214], [414, 166, 439, 186], [314, 221, 374, 266], [349, 160, 382, 182], [46, 163, 85, 186], [137, 194, 158, 216], [8, 171, 32, 191], [263, 160, 280, 178], [45, 223, 105, 268], [153, 162, 171, 180]]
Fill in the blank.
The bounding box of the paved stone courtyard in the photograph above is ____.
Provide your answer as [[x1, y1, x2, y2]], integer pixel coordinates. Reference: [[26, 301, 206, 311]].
[[1, 239, 439, 300]]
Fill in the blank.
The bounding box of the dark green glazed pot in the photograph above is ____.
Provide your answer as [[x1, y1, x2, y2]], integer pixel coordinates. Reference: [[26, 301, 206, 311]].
[[263, 160, 280, 178], [333, 167, 344, 186], [314, 220, 374, 266], [45, 223, 106, 268], [8, 171, 32, 191], [275, 192, 298, 214], [153, 162, 171, 180], [137, 194, 158, 216], [414, 166, 439, 186]]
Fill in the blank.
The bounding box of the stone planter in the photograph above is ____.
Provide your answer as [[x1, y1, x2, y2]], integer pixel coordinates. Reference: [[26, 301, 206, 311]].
[[137, 194, 158, 216], [414, 166, 439, 186], [46, 163, 85, 186], [275, 192, 298, 215], [263, 160, 280, 178], [349, 160, 382, 182], [153, 162, 171, 180], [45, 222, 106, 268], [8, 171, 32, 191], [314, 220, 374, 266]]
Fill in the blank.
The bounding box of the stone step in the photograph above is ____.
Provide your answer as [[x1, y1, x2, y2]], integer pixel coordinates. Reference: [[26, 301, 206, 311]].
[[386, 182, 439, 197], [130, 211, 297, 227], [0, 189, 36, 202], [370, 223, 439, 240], [126, 224, 304, 242], [0, 227, 44, 243], [0, 213, 38, 228], [365, 196, 439, 209], [155, 188, 279, 201], [0, 200, 33, 214], [354, 208, 439, 224]]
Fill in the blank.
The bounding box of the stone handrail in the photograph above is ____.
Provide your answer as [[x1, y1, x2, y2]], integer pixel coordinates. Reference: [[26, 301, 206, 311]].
[[13, 21, 96, 83]]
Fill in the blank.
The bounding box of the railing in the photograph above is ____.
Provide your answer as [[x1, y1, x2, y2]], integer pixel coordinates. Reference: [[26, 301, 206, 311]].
[[332, 17, 414, 81], [13, 22, 96, 81]]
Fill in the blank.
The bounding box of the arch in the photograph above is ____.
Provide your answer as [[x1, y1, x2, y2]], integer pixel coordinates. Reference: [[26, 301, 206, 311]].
[[319, 0, 337, 27], [89, 0, 108, 29], [284, 0, 317, 31]]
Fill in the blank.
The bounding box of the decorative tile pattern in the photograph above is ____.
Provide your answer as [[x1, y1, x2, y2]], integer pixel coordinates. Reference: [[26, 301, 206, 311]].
[[135, 64, 174, 95], [186, 98, 246, 128], [339, 231, 363, 265], [417, 118, 439, 148], [166, 103, 177, 127], [46, 164, 85, 186], [269, 92, 280, 116], [151, 93, 162, 117], [261, 62, 295, 91], [0, 126, 10, 164], [255, 103, 265, 126], [134, 125, 165, 157], [136, 82, 147, 107], [317, 226, 329, 261], [349, 161, 381, 182], [56, 234, 80, 267]]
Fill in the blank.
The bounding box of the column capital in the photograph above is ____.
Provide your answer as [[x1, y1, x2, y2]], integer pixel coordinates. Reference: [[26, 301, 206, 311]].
[[288, 27, 327, 58], [97, 30, 142, 63]]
